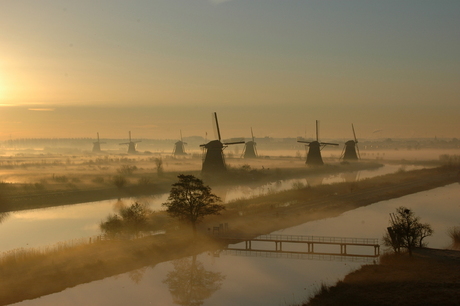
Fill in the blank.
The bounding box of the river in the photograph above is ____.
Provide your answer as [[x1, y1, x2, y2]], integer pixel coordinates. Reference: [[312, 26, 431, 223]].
[[9, 182, 460, 306]]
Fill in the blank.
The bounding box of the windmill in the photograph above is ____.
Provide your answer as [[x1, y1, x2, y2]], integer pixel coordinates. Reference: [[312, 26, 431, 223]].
[[341, 124, 360, 161], [92, 132, 105, 153], [173, 130, 187, 156], [297, 120, 338, 165], [242, 127, 258, 159], [119, 131, 141, 154], [200, 112, 244, 174]]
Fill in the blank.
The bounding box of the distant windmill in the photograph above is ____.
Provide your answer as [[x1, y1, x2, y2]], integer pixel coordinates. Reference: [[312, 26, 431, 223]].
[[200, 112, 245, 174], [173, 130, 187, 156], [242, 128, 258, 159], [297, 120, 338, 165], [92, 132, 105, 153], [341, 124, 360, 161], [119, 131, 141, 154]]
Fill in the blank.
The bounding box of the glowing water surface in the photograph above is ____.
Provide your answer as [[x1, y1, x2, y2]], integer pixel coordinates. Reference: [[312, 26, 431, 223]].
[[10, 183, 460, 306], [0, 164, 424, 253]]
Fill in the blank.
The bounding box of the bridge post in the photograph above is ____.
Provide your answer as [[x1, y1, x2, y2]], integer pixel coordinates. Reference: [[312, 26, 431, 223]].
[[374, 245, 380, 256], [340, 244, 347, 255], [275, 241, 282, 251], [245, 240, 252, 250]]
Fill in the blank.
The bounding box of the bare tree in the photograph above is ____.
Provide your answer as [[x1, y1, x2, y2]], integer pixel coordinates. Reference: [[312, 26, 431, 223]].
[[163, 175, 224, 233], [384, 206, 433, 256]]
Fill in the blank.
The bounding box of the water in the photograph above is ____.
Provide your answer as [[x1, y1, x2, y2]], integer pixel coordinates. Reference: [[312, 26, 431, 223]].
[[9, 183, 460, 306], [0, 164, 425, 253]]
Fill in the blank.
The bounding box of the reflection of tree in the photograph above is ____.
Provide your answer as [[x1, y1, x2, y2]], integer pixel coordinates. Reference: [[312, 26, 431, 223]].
[[163, 255, 225, 306], [0, 212, 9, 224], [128, 266, 147, 284]]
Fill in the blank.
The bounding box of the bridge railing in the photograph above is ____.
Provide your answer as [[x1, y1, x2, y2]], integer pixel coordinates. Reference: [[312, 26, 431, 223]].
[[219, 233, 379, 245]]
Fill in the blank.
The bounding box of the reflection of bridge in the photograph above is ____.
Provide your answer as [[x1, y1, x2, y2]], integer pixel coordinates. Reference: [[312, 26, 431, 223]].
[[220, 249, 378, 263], [218, 234, 380, 258]]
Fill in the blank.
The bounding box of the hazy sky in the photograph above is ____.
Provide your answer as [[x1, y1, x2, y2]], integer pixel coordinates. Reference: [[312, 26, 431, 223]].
[[1, 1, 459, 140]]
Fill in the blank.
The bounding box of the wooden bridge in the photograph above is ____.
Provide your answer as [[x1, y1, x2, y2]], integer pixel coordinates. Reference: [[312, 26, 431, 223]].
[[217, 233, 380, 258]]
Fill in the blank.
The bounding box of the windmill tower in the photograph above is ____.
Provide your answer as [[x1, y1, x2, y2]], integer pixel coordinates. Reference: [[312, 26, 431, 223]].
[[242, 128, 258, 159], [119, 131, 141, 154], [341, 124, 360, 161], [200, 112, 244, 174], [92, 132, 106, 153], [297, 120, 338, 165], [173, 130, 187, 156]]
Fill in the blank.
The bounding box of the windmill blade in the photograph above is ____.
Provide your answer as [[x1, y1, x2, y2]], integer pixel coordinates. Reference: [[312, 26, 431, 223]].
[[352, 124, 358, 143], [180, 130, 183, 142], [97, 132, 100, 142], [316, 120, 319, 142], [223, 141, 245, 145], [356, 143, 361, 159], [251, 127, 254, 142], [297, 137, 311, 144], [321, 142, 339, 146], [128, 131, 132, 142], [212, 112, 221, 141]]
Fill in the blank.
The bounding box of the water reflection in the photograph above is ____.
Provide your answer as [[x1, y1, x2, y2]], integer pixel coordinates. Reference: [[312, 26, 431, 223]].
[[128, 266, 148, 284], [163, 255, 225, 306], [0, 212, 9, 224]]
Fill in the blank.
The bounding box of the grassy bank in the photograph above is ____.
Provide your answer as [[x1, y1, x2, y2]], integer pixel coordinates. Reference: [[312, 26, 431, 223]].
[[303, 248, 460, 306]]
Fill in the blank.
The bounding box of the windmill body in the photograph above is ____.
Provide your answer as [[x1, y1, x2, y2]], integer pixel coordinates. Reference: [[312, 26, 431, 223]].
[[343, 140, 359, 160], [202, 140, 226, 173], [305, 141, 324, 165], [173, 131, 187, 156], [297, 120, 338, 166], [243, 128, 258, 159], [119, 131, 141, 154], [92, 132, 105, 153], [243, 141, 257, 158], [201, 112, 244, 175], [173, 140, 187, 156], [342, 124, 360, 161]]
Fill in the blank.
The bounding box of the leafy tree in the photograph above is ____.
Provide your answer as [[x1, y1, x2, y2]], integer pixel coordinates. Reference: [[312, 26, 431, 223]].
[[383, 206, 433, 256], [100, 202, 151, 237], [163, 175, 224, 233]]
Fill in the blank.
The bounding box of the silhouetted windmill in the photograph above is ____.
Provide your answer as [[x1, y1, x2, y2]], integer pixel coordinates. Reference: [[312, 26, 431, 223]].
[[119, 131, 141, 154], [242, 128, 258, 159], [297, 120, 338, 165], [173, 130, 187, 156], [341, 124, 360, 161], [200, 112, 244, 174], [92, 132, 106, 153]]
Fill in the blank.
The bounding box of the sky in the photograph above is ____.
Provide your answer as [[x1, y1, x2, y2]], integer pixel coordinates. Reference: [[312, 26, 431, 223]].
[[0, 0, 459, 141]]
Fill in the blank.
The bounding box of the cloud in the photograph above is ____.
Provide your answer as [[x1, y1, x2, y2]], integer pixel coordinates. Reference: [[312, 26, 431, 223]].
[[28, 108, 56, 111]]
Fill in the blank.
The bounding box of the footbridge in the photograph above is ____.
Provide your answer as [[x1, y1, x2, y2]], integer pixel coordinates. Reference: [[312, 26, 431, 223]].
[[217, 233, 380, 258]]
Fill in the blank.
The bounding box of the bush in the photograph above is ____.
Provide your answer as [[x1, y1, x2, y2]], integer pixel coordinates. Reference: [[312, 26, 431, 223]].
[[117, 165, 137, 175]]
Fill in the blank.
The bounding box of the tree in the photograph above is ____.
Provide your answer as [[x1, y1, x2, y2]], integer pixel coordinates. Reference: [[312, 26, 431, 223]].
[[163, 175, 224, 233], [100, 202, 151, 237], [383, 206, 433, 256]]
